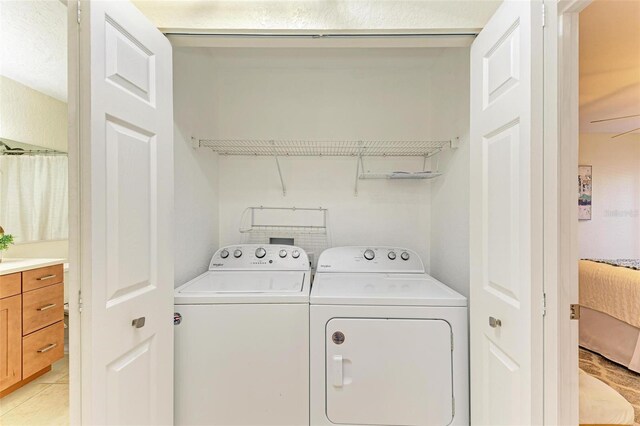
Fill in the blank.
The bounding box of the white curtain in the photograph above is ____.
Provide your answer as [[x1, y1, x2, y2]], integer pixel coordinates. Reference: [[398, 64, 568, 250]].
[[0, 155, 68, 243]]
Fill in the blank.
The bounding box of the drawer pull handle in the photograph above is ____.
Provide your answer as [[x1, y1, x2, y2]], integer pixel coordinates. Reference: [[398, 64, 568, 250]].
[[132, 317, 146, 328], [489, 316, 502, 328], [37, 343, 58, 353], [37, 303, 57, 311], [37, 274, 57, 281]]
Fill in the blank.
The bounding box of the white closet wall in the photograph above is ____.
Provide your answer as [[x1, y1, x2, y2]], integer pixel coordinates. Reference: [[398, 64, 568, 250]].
[[218, 155, 432, 266], [173, 49, 220, 286], [429, 51, 471, 297], [173, 46, 471, 289]]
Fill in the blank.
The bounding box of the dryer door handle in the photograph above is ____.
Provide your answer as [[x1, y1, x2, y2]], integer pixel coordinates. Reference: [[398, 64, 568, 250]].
[[332, 355, 344, 387]]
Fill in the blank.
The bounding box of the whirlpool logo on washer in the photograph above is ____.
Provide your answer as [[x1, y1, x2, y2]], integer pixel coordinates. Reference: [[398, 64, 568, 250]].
[[211, 263, 224, 267], [320, 264, 332, 268]]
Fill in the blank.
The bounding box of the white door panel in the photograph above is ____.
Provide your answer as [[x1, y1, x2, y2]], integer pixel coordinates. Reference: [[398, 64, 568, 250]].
[[74, 1, 173, 424], [174, 304, 310, 425], [470, 1, 544, 425], [325, 318, 453, 426]]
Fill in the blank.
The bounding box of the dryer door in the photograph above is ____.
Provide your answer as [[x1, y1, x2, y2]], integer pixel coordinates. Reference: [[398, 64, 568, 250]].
[[326, 318, 453, 426]]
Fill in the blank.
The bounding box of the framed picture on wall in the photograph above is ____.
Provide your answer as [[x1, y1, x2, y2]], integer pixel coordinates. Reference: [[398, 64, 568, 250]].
[[578, 165, 592, 220]]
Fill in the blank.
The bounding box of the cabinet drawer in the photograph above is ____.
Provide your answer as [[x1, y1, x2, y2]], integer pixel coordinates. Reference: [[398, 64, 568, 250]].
[[22, 264, 63, 292], [23, 283, 64, 335], [0, 273, 21, 299], [23, 321, 64, 378]]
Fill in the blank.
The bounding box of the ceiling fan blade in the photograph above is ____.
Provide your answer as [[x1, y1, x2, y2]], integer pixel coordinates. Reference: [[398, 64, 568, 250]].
[[591, 113, 640, 124], [611, 127, 640, 139]]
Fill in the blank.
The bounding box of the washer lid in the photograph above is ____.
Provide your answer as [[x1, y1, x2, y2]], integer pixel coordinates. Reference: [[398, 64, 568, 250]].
[[175, 270, 309, 304], [310, 273, 467, 307], [180, 271, 305, 293]]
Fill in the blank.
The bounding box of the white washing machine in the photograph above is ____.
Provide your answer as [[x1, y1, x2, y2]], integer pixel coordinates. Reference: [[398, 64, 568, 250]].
[[174, 244, 311, 425], [310, 246, 469, 426]]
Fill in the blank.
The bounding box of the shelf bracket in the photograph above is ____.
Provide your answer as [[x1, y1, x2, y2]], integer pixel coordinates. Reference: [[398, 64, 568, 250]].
[[450, 137, 460, 149], [191, 136, 200, 149], [354, 155, 361, 196], [354, 143, 365, 196], [271, 141, 286, 196]]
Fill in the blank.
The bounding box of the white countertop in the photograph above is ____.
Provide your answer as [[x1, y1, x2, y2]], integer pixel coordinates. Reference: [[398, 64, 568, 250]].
[[0, 258, 66, 275]]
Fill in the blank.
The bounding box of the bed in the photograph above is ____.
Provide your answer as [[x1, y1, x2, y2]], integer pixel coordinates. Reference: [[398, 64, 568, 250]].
[[579, 259, 640, 373]]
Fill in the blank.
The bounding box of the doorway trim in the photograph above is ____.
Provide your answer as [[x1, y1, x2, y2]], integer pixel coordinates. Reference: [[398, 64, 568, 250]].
[[68, 0, 82, 424], [543, 0, 591, 424]]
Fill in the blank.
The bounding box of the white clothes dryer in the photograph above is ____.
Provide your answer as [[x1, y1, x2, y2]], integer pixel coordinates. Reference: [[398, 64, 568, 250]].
[[310, 246, 469, 426], [174, 244, 311, 425]]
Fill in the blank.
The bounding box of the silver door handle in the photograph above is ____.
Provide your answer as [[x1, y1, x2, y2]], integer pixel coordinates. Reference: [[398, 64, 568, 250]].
[[37, 274, 57, 281], [37, 343, 58, 353], [132, 317, 146, 328], [37, 303, 57, 311], [489, 316, 502, 328]]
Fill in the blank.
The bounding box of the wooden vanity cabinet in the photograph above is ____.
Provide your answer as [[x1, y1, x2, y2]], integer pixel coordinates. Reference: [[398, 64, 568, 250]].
[[0, 264, 64, 397], [0, 292, 22, 392]]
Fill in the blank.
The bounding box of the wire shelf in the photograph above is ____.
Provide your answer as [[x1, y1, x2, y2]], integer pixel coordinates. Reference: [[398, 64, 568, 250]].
[[198, 139, 451, 157], [359, 171, 442, 180], [238, 206, 330, 269], [241, 225, 327, 235], [239, 206, 328, 235]]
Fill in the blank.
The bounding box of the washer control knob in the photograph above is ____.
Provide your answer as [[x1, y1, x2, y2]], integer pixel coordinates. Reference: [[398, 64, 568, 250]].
[[255, 247, 267, 258], [220, 249, 229, 259], [401, 251, 410, 261], [292, 250, 300, 259], [364, 249, 375, 260], [233, 249, 243, 258], [388, 251, 397, 260], [279, 249, 288, 258]]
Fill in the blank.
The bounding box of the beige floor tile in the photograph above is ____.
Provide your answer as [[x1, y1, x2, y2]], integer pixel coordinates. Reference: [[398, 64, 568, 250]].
[[0, 383, 51, 416], [55, 374, 69, 384], [32, 355, 69, 385], [0, 384, 68, 426]]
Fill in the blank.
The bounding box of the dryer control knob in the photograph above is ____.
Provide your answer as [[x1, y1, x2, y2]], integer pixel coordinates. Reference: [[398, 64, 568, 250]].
[[388, 251, 396, 260], [220, 249, 229, 259], [279, 249, 288, 258], [292, 250, 300, 259], [364, 249, 375, 260], [255, 247, 267, 258], [401, 251, 410, 261], [234, 249, 243, 258]]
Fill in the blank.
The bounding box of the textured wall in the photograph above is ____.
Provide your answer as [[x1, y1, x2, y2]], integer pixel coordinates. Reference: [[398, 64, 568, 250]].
[[0, 76, 69, 260], [133, 0, 500, 32], [578, 133, 640, 259], [5, 240, 68, 260], [0, 76, 67, 152]]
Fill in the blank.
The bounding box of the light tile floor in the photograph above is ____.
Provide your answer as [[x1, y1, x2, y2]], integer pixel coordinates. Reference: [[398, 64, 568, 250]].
[[0, 355, 69, 425]]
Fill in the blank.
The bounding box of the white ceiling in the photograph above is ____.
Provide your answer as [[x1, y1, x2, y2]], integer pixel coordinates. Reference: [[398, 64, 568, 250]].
[[0, 0, 68, 102], [132, 0, 501, 33], [579, 0, 640, 135]]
